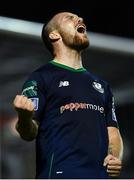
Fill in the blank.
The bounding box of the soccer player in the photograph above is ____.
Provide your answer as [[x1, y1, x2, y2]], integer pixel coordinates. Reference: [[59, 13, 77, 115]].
[[13, 12, 123, 179]]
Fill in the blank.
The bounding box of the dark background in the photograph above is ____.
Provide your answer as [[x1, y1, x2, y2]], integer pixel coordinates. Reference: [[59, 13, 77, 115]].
[[1, 0, 134, 39]]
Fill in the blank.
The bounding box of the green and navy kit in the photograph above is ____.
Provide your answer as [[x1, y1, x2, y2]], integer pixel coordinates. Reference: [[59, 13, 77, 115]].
[[22, 60, 118, 179]]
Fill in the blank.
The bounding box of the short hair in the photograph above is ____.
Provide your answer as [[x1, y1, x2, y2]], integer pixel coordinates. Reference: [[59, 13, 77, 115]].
[[41, 22, 54, 55]]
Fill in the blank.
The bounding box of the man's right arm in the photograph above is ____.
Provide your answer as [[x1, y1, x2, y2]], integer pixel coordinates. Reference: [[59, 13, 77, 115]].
[[13, 95, 39, 141]]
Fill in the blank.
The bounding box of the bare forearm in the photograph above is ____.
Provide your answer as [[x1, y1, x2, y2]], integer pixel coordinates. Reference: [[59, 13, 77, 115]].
[[16, 118, 38, 141], [104, 127, 123, 177], [108, 127, 123, 160], [108, 139, 123, 160]]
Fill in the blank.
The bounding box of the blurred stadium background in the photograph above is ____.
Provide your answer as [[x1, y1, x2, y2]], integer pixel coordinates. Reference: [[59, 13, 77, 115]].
[[0, 1, 134, 178]]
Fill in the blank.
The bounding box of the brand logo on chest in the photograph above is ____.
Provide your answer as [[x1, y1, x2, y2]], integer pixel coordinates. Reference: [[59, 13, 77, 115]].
[[59, 81, 69, 87]]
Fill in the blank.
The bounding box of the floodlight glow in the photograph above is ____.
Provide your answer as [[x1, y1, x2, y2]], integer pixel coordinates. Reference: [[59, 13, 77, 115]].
[[0, 16, 134, 55], [0, 16, 43, 36]]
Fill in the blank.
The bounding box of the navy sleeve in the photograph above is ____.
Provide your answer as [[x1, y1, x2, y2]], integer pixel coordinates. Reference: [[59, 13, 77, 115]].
[[105, 84, 119, 128], [21, 71, 46, 123]]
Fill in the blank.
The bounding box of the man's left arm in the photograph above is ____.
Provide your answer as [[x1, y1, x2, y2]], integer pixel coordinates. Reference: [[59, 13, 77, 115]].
[[103, 127, 123, 177]]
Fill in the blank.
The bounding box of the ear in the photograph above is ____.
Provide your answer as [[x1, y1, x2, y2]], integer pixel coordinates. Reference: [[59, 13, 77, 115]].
[[49, 31, 60, 41]]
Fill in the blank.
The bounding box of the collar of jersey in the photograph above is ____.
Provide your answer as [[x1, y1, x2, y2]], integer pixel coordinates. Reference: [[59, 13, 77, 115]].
[[50, 60, 87, 72]]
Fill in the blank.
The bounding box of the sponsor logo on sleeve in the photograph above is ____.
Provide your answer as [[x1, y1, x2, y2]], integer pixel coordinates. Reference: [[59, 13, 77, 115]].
[[22, 80, 37, 97], [30, 98, 39, 111], [112, 97, 117, 122]]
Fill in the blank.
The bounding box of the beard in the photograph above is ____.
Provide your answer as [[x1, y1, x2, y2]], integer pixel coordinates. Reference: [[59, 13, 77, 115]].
[[70, 33, 89, 51], [61, 31, 89, 51]]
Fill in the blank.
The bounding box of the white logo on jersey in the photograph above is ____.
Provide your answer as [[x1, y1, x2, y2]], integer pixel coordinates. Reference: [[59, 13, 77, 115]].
[[56, 171, 63, 174], [30, 98, 39, 111], [60, 102, 104, 114], [92, 81, 104, 93], [112, 97, 117, 122], [59, 81, 69, 87]]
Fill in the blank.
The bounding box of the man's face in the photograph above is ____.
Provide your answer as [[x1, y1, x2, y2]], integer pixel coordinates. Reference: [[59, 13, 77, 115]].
[[54, 12, 89, 51]]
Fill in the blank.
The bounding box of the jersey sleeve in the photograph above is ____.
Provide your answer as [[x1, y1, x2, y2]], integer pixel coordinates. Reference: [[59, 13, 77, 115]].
[[105, 84, 119, 128], [21, 71, 46, 123]]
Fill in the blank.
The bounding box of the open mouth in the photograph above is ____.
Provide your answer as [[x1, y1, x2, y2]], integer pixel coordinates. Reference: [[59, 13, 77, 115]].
[[76, 24, 86, 33]]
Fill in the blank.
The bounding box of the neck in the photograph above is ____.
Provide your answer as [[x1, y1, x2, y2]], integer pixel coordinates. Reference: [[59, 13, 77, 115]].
[[53, 46, 83, 69]]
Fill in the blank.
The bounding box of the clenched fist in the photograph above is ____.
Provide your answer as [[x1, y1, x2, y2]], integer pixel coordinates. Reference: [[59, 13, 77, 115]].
[[13, 95, 34, 120], [103, 154, 122, 177], [13, 95, 38, 141]]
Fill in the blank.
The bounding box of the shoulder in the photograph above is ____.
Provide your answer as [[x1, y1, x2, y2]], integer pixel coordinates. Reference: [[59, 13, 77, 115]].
[[33, 62, 54, 75], [27, 62, 54, 80], [23, 61, 58, 90], [86, 70, 108, 86]]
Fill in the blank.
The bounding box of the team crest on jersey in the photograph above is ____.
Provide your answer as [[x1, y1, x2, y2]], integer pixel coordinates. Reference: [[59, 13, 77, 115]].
[[92, 81, 104, 93]]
